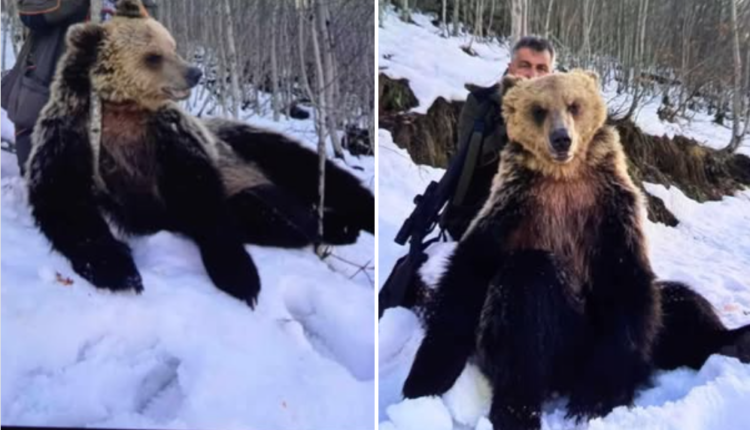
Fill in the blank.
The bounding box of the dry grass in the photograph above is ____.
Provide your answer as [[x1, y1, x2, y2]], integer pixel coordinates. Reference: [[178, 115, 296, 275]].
[[613, 118, 750, 203]]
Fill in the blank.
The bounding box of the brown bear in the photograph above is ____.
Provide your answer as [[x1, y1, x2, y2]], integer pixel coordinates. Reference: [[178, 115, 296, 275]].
[[401, 70, 750, 430], [26, 0, 373, 308]]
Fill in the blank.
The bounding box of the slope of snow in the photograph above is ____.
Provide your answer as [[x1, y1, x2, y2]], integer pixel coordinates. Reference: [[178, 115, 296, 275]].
[[1, 145, 375, 430], [379, 11, 510, 115], [379, 8, 749, 156], [378, 9, 750, 430], [1, 131, 375, 430]]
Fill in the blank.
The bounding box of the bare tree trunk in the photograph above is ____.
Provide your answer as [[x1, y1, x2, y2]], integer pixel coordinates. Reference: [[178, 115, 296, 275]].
[[222, 0, 241, 118], [544, 0, 555, 39], [487, 0, 496, 37], [217, 22, 229, 117], [626, 0, 649, 119], [322, 2, 342, 124], [678, 2, 695, 115], [582, 0, 593, 65], [298, 5, 315, 106], [442, 0, 448, 36], [310, 0, 328, 254], [523, 0, 529, 36], [401, 0, 410, 21], [162, 0, 172, 31], [89, 0, 104, 190], [316, 0, 344, 158], [725, 0, 743, 152], [452, 0, 460, 36], [186, 0, 195, 50], [473, 0, 483, 38], [270, 2, 280, 121], [511, 0, 528, 45]]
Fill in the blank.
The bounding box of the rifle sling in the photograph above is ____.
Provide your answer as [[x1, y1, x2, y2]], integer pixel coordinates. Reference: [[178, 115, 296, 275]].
[[453, 118, 486, 207]]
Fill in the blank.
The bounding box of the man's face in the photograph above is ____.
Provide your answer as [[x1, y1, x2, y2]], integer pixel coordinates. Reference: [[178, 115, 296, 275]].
[[508, 47, 553, 79]]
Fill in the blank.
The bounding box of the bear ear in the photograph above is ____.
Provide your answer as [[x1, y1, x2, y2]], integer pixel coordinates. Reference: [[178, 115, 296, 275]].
[[573, 69, 600, 87], [66, 23, 105, 52], [500, 75, 524, 116], [500, 74, 523, 98], [115, 0, 148, 19]]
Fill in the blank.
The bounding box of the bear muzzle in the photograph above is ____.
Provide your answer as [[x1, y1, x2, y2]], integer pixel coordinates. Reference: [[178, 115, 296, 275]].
[[163, 67, 202, 101], [549, 128, 573, 162], [185, 67, 203, 88]]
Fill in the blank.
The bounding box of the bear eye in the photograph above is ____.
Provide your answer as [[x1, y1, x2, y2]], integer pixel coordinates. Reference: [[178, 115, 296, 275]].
[[568, 102, 581, 116], [144, 53, 163, 68], [531, 105, 547, 125]]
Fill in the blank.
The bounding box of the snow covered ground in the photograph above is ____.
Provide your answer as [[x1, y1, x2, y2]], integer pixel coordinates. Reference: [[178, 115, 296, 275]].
[[1, 26, 376, 428], [1, 110, 375, 429], [378, 8, 750, 430]]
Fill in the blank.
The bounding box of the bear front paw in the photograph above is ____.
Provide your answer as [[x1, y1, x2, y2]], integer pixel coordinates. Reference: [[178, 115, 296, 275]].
[[201, 245, 261, 308], [565, 383, 632, 423], [565, 397, 608, 423], [402, 359, 459, 399], [402, 373, 435, 399], [72, 242, 144, 293], [490, 403, 542, 430]]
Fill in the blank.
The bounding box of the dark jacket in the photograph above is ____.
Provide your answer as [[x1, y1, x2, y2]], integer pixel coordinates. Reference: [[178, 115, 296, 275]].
[[439, 83, 509, 239], [1, 0, 90, 132]]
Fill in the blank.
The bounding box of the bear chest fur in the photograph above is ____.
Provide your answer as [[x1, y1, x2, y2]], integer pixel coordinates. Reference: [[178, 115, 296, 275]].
[[99, 103, 166, 231], [505, 173, 602, 290]]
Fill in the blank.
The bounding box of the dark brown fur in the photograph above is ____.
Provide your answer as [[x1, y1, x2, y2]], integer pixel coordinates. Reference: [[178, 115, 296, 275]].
[[504, 167, 602, 289], [100, 102, 158, 192], [405, 70, 750, 430], [404, 71, 660, 430], [26, 0, 374, 308]]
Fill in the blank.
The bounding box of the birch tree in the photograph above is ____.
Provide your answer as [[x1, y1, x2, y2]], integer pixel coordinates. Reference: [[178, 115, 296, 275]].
[[222, 0, 241, 118], [453, 0, 460, 36], [510, 0, 529, 46], [270, 1, 280, 121], [308, 0, 329, 249], [725, 0, 745, 152]]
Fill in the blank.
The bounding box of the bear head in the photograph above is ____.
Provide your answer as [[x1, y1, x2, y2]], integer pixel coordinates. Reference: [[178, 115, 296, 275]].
[[501, 70, 607, 166], [65, 0, 202, 110]]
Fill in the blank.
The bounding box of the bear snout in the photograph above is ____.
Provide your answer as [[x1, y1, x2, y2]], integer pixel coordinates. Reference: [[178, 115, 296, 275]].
[[549, 128, 572, 154], [185, 67, 203, 87]]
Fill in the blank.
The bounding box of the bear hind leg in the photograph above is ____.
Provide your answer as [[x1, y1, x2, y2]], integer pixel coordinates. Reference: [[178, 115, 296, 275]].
[[479, 250, 587, 430], [228, 185, 322, 248], [655, 281, 750, 370], [222, 128, 374, 236]]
